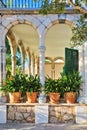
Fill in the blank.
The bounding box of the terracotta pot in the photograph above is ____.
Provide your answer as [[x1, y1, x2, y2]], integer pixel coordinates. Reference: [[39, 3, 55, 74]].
[[26, 92, 38, 103], [9, 92, 21, 103], [49, 92, 60, 104], [65, 92, 77, 104]]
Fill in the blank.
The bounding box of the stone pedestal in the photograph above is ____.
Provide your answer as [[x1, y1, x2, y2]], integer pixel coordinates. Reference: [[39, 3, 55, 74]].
[[0, 105, 6, 123], [75, 106, 87, 124], [35, 104, 48, 124]]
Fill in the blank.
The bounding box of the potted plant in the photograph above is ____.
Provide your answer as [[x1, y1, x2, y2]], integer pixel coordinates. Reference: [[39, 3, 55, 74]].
[[0, 73, 27, 103], [61, 71, 83, 104], [45, 76, 63, 104], [24, 74, 42, 103]]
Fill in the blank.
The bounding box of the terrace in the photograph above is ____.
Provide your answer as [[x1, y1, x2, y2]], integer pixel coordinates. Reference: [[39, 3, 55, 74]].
[[0, 0, 87, 125]]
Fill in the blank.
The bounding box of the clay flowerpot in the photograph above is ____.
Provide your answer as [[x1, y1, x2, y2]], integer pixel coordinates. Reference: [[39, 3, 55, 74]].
[[26, 92, 38, 103], [9, 92, 21, 103], [49, 92, 60, 104], [65, 92, 77, 104]]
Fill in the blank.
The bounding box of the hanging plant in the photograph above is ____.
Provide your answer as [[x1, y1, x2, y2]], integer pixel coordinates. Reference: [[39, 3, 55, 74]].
[[70, 14, 87, 48]]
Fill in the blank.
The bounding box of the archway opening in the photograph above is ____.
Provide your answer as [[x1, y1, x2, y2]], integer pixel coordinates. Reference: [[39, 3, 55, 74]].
[[5, 23, 39, 76], [45, 23, 72, 79]]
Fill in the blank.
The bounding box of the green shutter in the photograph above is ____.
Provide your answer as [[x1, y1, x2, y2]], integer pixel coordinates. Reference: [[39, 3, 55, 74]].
[[65, 48, 78, 74]]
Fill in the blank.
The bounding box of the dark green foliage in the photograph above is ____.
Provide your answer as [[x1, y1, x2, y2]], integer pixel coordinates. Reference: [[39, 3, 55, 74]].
[[71, 15, 87, 47], [34, 0, 87, 14], [60, 71, 83, 93], [44, 71, 83, 97], [45, 76, 64, 96], [35, 0, 66, 14], [0, 73, 28, 93], [23, 74, 42, 93]]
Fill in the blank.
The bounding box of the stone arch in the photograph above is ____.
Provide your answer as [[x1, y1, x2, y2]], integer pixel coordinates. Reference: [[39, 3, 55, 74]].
[[6, 30, 17, 75], [45, 57, 53, 63], [26, 47, 31, 60], [41, 14, 81, 45], [0, 15, 42, 78], [7, 30, 17, 47], [7, 30, 17, 57], [1, 15, 40, 47], [18, 40, 26, 55], [43, 14, 78, 79], [53, 57, 64, 62]]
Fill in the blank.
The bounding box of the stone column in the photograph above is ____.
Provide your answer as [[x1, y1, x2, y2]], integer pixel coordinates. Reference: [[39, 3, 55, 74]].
[[26, 48, 31, 76], [35, 56, 38, 75], [78, 42, 87, 104], [37, 57, 39, 75], [78, 45, 85, 103], [51, 62, 55, 79], [31, 54, 34, 75], [83, 42, 87, 103], [11, 55, 16, 76], [39, 46, 46, 86], [2, 47, 6, 82], [33, 56, 35, 75], [0, 46, 6, 85], [11, 46, 17, 76], [28, 58, 31, 76], [21, 54, 25, 74], [38, 45, 46, 103], [31, 58, 33, 75], [0, 46, 7, 103], [27, 58, 31, 76]]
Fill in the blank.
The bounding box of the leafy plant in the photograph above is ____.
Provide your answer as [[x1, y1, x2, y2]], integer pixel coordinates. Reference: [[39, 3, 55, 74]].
[[24, 74, 42, 93], [0, 73, 28, 93], [61, 71, 83, 93], [44, 76, 63, 95]]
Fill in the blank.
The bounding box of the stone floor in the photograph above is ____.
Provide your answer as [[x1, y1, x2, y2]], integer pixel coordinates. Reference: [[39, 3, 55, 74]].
[[0, 123, 87, 130]]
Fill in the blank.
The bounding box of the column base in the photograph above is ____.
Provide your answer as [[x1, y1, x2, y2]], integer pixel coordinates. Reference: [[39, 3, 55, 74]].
[[0, 105, 6, 123], [0, 92, 7, 103], [78, 96, 87, 104], [38, 93, 46, 103], [35, 104, 48, 124]]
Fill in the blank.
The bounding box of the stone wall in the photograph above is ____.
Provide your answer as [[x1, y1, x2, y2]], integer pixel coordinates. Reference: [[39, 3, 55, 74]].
[[49, 105, 75, 123], [7, 103, 76, 123], [7, 104, 35, 123]]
